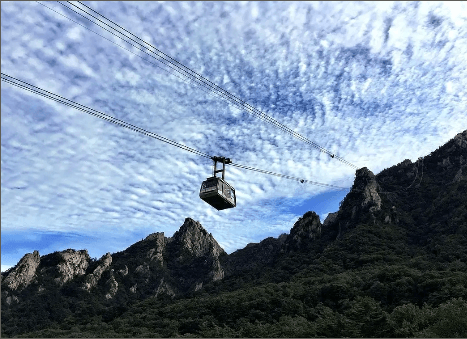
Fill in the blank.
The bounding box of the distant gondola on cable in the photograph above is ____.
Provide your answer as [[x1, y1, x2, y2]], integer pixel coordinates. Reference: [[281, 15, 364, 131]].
[[200, 156, 236, 210]]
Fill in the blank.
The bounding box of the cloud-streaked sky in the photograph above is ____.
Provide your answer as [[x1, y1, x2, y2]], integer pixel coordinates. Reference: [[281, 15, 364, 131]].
[[2, 1, 466, 271]]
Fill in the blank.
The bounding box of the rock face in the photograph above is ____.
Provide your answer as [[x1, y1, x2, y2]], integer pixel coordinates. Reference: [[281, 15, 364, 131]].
[[223, 212, 324, 276], [285, 211, 322, 251], [83, 252, 112, 291], [166, 218, 226, 291], [105, 271, 118, 299], [2, 251, 40, 290], [444, 130, 467, 182], [452, 168, 466, 183], [1, 218, 227, 301], [171, 218, 225, 261], [447, 130, 467, 152], [323, 212, 338, 228], [154, 277, 176, 298], [324, 130, 467, 241], [4, 294, 19, 306], [352, 167, 382, 213], [321, 167, 384, 239], [222, 234, 287, 276], [118, 265, 128, 276], [145, 232, 166, 265], [54, 249, 90, 285]]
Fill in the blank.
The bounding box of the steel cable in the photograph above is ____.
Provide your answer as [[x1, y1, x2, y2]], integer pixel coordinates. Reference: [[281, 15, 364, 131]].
[[41, 1, 358, 169], [2, 73, 352, 190], [1, 73, 212, 159], [59, 1, 320, 149], [38, 1, 307, 151]]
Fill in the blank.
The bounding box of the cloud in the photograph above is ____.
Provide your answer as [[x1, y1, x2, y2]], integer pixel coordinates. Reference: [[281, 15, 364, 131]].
[[2, 1, 466, 263]]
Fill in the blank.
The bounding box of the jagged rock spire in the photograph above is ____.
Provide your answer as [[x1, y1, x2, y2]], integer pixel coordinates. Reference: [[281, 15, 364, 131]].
[[168, 218, 226, 285], [351, 167, 382, 213], [2, 250, 40, 290], [172, 218, 225, 259], [285, 211, 322, 251], [83, 252, 112, 291], [322, 167, 383, 239], [54, 249, 90, 285]]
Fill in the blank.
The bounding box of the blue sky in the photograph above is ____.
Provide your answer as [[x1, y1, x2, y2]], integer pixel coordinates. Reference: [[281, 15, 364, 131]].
[[2, 1, 466, 271]]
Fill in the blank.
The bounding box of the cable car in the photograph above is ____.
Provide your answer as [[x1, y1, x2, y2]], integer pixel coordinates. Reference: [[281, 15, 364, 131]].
[[200, 156, 236, 210]]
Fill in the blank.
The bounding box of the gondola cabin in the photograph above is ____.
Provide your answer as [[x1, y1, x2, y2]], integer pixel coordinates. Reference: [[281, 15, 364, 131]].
[[200, 176, 236, 210], [199, 156, 236, 210]]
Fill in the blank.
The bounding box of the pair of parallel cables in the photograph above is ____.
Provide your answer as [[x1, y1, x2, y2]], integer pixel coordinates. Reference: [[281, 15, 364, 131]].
[[1, 73, 350, 191], [3, 74, 423, 198], [36, 1, 358, 170]]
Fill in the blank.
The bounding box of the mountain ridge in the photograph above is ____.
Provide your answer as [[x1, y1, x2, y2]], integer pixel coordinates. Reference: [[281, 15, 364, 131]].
[[3, 130, 466, 298], [2, 130, 466, 337]]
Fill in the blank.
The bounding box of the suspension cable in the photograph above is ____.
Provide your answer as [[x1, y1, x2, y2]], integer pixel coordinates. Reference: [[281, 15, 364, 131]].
[[1, 73, 211, 159], [1, 73, 352, 190], [37, 1, 358, 170], [59, 1, 326, 152]]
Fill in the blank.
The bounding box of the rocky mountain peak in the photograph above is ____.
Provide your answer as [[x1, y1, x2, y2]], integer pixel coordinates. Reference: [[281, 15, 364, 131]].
[[439, 132, 467, 186], [285, 211, 322, 251], [172, 218, 225, 258], [53, 249, 90, 285], [83, 252, 112, 291], [145, 232, 166, 243], [323, 212, 338, 228], [177, 218, 206, 235], [2, 250, 40, 291], [167, 218, 226, 289], [434, 130, 467, 172], [322, 167, 384, 239], [451, 130, 467, 149], [352, 167, 382, 213]]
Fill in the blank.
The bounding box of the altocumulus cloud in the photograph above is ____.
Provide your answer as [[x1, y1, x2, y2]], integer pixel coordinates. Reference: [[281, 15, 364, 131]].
[[2, 1, 466, 269]]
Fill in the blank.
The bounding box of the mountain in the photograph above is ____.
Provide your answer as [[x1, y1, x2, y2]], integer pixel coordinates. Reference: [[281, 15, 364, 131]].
[[2, 130, 466, 338], [2, 218, 226, 303]]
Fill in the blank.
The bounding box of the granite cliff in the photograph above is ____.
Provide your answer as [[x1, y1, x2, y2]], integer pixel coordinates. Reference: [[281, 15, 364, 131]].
[[1, 218, 226, 304]]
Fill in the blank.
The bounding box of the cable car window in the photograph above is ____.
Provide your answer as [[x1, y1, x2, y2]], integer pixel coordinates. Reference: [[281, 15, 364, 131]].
[[200, 179, 218, 193], [205, 181, 216, 188]]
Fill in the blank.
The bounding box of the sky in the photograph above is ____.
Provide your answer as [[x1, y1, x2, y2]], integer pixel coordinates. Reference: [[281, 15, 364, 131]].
[[2, 1, 466, 272]]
